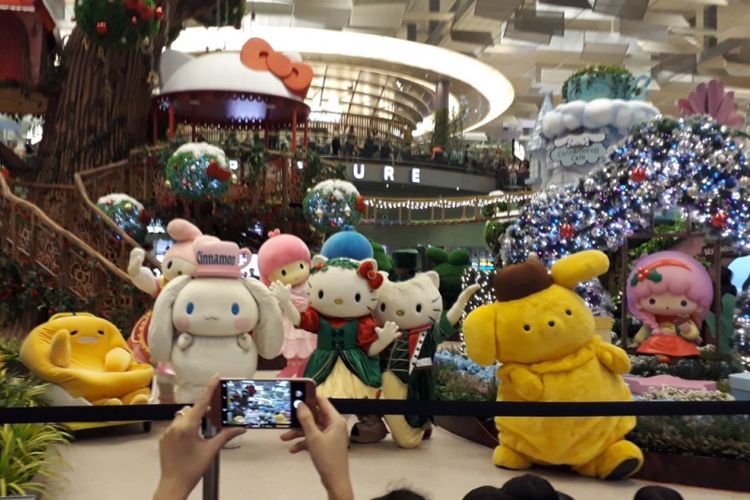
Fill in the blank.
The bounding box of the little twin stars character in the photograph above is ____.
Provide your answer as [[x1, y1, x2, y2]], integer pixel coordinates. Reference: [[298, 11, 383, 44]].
[[258, 229, 316, 378], [627, 251, 713, 361]]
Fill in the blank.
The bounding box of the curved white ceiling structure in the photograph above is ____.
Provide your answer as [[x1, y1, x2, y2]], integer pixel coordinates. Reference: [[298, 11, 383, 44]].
[[170, 26, 515, 132]]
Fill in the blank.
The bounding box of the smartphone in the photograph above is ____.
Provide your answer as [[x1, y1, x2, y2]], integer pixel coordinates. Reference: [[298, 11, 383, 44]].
[[210, 378, 316, 429]]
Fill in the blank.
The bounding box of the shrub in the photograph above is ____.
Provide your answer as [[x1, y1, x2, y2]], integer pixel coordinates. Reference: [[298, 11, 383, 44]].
[[0, 340, 70, 496]]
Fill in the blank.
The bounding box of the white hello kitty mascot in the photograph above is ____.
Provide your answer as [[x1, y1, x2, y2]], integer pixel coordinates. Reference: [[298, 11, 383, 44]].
[[374, 272, 479, 448], [272, 256, 400, 443], [148, 239, 284, 404]]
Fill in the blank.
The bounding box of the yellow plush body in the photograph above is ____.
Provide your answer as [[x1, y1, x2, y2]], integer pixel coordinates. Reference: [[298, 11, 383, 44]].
[[464, 251, 643, 480], [20, 313, 153, 405]]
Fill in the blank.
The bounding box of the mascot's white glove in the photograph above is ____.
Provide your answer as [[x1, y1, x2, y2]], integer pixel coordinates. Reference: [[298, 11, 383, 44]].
[[270, 281, 301, 326], [368, 321, 401, 356], [128, 248, 159, 296], [446, 284, 481, 325]]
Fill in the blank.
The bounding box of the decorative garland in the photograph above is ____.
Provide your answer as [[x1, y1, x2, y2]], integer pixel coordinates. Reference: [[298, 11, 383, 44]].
[[74, 0, 161, 50], [503, 116, 750, 265]]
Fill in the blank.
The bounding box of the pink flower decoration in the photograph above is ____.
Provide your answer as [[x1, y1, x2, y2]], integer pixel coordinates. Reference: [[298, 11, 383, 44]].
[[677, 80, 745, 128]]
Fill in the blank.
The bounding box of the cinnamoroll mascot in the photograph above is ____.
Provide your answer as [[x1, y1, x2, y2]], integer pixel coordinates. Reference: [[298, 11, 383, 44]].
[[126, 219, 218, 402], [149, 239, 284, 403]]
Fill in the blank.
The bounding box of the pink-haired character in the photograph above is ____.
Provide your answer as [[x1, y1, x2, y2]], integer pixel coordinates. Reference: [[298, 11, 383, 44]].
[[626, 251, 714, 361], [257, 229, 316, 377]]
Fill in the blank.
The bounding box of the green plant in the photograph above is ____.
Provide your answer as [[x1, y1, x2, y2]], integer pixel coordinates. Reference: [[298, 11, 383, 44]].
[[433, 350, 498, 403], [74, 0, 160, 50], [432, 108, 449, 149], [628, 350, 742, 381], [0, 342, 70, 497], [243, 142, 267, 187], [426, 247, 471, 308], [629, 414, 750, 461], [483, 220, 511, 255], [562, 65, 636, 100], [447, 104, 468, 152], [628, 219, 687, 259]]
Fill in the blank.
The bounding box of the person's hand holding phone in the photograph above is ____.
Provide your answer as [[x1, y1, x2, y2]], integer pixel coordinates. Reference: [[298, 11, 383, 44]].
[[154, 375, 246, 500], [280, 397, 354, 500]]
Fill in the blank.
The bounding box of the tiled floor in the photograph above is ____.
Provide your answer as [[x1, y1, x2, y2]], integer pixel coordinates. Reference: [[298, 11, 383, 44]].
[[47, 420, 743, 500]]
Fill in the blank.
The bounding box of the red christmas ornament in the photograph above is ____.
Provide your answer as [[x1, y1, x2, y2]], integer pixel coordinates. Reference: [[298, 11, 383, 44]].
[[355, 195, 366, 213], [630, 166, 647, 183], [711, 210, 728, 229], [560, 223, 575, 239], [1, 167, 10, 178], [154, 6, 164, 20], [131, 15, 138, 25], [96, 21, 108, 36]]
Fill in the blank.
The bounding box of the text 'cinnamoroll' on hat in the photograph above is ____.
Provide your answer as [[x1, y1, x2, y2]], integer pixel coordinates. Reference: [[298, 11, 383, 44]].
[[192, 240, 251, 279]]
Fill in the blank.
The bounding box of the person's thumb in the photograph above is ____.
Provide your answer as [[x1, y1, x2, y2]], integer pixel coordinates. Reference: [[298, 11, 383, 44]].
[[297, 403, 320, 437], [211, 427, 246, 452]]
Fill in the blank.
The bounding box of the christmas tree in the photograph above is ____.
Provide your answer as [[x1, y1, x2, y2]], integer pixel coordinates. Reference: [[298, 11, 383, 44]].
[[504, 116, 750, 265]]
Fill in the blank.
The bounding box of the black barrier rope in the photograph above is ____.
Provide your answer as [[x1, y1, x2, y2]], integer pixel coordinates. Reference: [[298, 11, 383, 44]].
[[1, 399, 750, 424]]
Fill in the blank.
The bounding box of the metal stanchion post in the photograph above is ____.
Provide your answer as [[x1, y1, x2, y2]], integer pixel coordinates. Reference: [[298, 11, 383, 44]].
[[202, 420, 220, 500]]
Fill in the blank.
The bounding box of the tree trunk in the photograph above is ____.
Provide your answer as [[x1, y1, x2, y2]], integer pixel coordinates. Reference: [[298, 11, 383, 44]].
[[37, 28, 155, 183], [37, 0, 218, 183]]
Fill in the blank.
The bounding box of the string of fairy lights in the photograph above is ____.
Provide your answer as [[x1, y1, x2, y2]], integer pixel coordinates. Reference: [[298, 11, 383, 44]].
[[364, 192, 535, 211], [459, 267, 496, 352], [735, 292, 750, 370]]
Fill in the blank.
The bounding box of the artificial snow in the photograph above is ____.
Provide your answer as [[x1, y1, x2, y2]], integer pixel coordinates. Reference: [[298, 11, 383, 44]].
[[174, 142, 229, 170], [96, 193, 144, 209], [542, 99, 659, 138], [313, 179, 360, 198]]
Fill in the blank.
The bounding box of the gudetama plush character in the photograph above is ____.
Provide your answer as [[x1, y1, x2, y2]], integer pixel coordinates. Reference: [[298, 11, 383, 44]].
[[20, 313, 153, 405], [463, 251, 642, 480]]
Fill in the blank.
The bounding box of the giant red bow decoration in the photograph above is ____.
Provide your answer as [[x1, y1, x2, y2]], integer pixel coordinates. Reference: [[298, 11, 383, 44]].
[[358, 261, 384, 290], [240, 38, 314, 98]]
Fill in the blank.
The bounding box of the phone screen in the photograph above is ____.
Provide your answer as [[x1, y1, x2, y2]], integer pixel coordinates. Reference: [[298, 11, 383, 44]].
[[220, 379, 305, 428]]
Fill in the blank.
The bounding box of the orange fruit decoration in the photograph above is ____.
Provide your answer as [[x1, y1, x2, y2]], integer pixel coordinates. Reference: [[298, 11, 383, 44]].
[[241, 38, 273, 71]]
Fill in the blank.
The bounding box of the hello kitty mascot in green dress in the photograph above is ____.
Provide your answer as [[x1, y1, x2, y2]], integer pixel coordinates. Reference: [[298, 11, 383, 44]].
[[374, 272, 479, 448], [272, 256, 399, 400]]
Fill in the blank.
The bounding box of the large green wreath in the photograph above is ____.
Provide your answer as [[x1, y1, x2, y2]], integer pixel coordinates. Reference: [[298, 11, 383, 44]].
[[165, 145, 232, 200]]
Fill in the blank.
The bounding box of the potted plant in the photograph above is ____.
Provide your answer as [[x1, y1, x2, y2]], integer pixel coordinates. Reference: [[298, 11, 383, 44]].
[[562, 65, 650, 102]]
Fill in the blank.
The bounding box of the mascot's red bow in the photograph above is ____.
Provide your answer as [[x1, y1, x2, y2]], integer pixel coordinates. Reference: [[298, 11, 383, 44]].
[[358, 261, 383, 290]]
